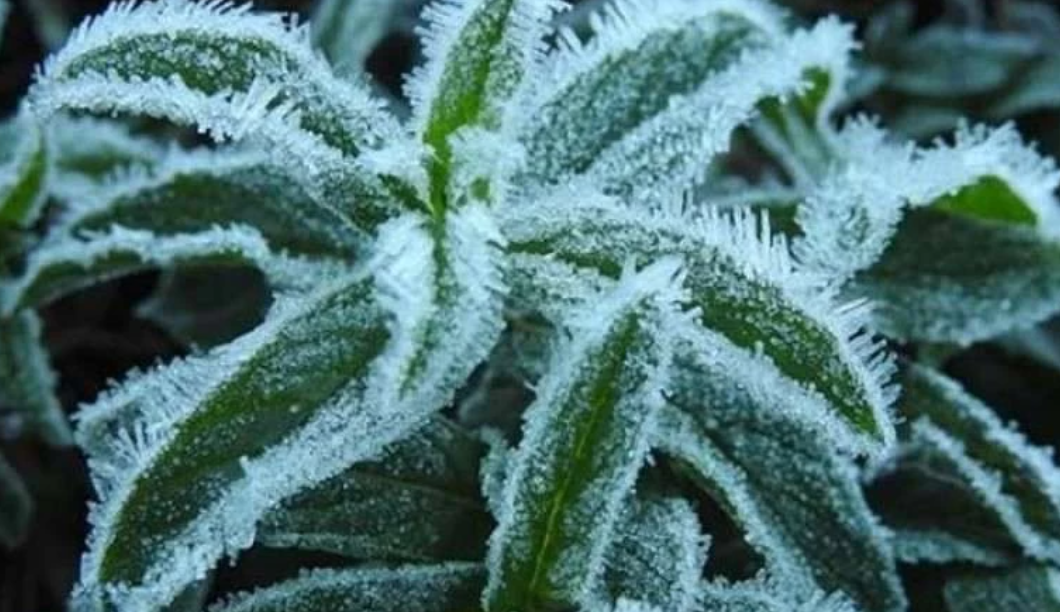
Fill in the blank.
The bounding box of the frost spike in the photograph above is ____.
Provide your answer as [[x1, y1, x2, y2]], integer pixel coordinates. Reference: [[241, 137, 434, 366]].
[[485, 260, 685, 611], [208, 563, 485, 612], [502, 195, 896, 452], [407, 0, 561, 211]]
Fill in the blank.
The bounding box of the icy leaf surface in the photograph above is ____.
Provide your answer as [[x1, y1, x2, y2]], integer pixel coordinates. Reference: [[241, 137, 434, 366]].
[[603, 494, 706, 612], [209, 563, 485, 612], [697, 580, 859, 612], [62, 147, 361, 257], [485, 261, 683, 611], [258, 417, 492, 561]]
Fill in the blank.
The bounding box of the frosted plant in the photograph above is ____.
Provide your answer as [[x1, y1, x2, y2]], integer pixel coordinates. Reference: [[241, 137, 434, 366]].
[[1, 0, 1060, 610]]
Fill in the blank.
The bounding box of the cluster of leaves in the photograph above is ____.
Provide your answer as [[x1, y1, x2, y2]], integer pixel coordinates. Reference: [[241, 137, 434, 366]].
[[2, 0, 1060, 611]]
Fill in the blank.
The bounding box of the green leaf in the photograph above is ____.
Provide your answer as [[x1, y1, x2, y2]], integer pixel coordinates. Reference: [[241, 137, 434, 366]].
[[408, 0, 559, 211], [258, 417, 493, 561], [604, 495, 706, 612], [659, 333, 905, 612], [209, 564, 485, 612], [0, 112, 49, 229], [856, 209, 1060, 344], [485, 261, 682, 612], [0, 311, 72, 446], [0, 453, 32, 549], [63, 147, 362, 258], [518, 0, 777, 186], [1, 226, 324, 316], [49, 116, 165, 183], [503, 199, 896, 451], [944, 565, 1060, 612]]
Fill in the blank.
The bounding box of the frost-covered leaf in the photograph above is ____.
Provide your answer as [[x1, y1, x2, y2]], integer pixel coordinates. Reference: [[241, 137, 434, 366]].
[[659, 333, 905, 612], [408, 0, 560, 211], [30, 0, 416, 227], [518, 0, 782, 187], [62, 147, 361, 258], [1, 226, 322, 315], [697, 580, 859, 612], [0, 311, 72, 446], [872, 365, 1060, 563], [856, 208, 1060, 344], [209, 563, 485, 612], [258, 417, 492, 561], [485, 261, 683, 612], [503, 197, 896, 451], [603, 494, 707, 612], [943, 565, 1060, 612], [49, 117, 164, 182], [0, 111, 49, 229], [0, 452, 32, 549], [139, 266, 271, 349]]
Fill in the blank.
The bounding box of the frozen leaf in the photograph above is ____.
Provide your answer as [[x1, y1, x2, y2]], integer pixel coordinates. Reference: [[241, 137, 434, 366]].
[[62, 146, 362, 257], [209, 563, 485, 612], [518, 0, 782, 188], [258, 417, 492, 561], [0, 311, 72, 446], [603, 494, 707, 612], [1, 226, 325, 315], [0, 111, 49, 229], [0, 453, 32, 549], [856, 209, 1060, 344], [659, 333, 905, 612], [503, 196, 896, 451], [30, 0, 417, 226], [407, 0, 561, 211], [485, 260, 684, 612], [943, 565, 1060, 612]]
